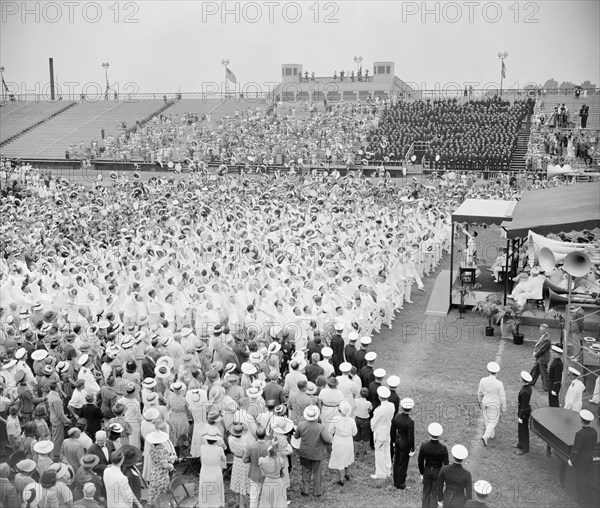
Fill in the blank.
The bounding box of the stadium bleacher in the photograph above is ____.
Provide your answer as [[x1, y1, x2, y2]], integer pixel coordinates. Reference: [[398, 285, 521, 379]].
[[0, 100, 74, 144], [1, 99, 168, 159]]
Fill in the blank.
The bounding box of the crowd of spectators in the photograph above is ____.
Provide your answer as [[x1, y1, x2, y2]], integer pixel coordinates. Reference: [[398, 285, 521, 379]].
[[366, 97, 534, 170], [98, 102, 384, 168]]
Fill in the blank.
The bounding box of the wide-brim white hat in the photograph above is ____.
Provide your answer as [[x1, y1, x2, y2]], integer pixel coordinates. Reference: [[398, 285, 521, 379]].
[[303, 405, 320, 421]]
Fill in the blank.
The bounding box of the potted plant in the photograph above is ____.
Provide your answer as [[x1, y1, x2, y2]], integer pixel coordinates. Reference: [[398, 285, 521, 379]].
[[473, 293, 503, 336], [453, 283, 483, 318], [494, 302, 525, 345]]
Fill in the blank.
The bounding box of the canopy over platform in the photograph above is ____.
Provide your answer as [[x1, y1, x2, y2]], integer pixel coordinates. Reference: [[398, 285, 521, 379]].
[[452, 199, 517, 226], [503, 183, 600, 239]]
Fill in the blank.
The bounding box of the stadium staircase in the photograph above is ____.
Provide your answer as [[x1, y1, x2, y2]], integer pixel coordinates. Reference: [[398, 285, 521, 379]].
[[0, 99, 168, 159], [1, 101, 76, 146], [509, 114, 532, 171]]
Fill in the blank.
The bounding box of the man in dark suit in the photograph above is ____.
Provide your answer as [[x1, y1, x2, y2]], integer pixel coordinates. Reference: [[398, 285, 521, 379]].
[[294, 405, 331, 497], [568, 410, 598, 507], [330, 324, 345, 375], [418, 423, 449, 508], [437, 445, 472, 508], [262, 370, 284, 405], [529, 324, 551, 391], [391, 398, 415, 490], [307, 335, 324, 360], [514, 371, 533, 455], [579, 104, 589, 128], [344, 333, 358, 369], [87, 430, 115, 475], [141, 346, 157, 379], [219, 336, 241, 372], [305, 353, 324, 383], [233, 335, 250, 366]]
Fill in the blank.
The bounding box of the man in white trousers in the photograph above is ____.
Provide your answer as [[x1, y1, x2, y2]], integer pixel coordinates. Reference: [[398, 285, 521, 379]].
[[477, 362, 506, 446], [370, 386, 395, 479]]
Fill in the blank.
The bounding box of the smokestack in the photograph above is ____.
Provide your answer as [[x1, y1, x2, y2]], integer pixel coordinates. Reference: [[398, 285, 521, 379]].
[[49, 58, 55, 100]]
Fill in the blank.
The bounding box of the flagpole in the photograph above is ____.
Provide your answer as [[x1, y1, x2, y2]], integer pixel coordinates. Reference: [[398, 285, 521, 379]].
[[0, 67, 6, 103], [497, 52, 508, 96], [221, 59, 230, 98]]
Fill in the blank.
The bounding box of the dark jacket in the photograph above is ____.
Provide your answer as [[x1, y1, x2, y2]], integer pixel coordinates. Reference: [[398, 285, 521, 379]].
[[548, 358, 563, 392], [517, 385, 532, 419], [344, 344, 357, 368], [87, 441, 116, 475], [437, 463, 472, 507], [391, 413, 415, 452], [418, 439, 449, 474], [294, 420, 331, 461], [570, 426, 598, 468]]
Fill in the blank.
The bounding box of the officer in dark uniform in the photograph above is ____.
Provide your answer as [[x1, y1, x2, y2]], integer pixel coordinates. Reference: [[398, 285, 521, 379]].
[[360, 353, 376, 388], [418, 422, 449, 508], [465, 480, 492, 507], [547, 344, 563, 407], [387, 376, 401, 416], [344, 333, 358, 369], [568, 410, 598, 507], [437, 445, 472, 508], [514, 371, 533, 455], [391, 398, 415, 490], [330, 323, 345, 375], [368, 369, 386, 410], [280, 331, 295, 376], [354, 337, 370, 372]]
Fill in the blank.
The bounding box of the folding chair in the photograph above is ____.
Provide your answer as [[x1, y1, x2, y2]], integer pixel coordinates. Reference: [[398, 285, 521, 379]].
[[168, 474, 198, 508]]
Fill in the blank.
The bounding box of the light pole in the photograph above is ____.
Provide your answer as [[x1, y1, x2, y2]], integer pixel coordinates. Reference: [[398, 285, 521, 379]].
[[102, 62, 110, 100], [353, 56, 363, 75], [221, 59, 230, 96], [497, 52, 508, 96]]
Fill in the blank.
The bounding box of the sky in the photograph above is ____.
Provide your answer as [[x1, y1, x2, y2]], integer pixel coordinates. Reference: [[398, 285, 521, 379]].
[[1, 0, 599, 97]]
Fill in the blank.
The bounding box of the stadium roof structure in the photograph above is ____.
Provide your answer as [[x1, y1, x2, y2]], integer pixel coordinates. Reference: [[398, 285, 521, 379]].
[[502, 183, 600, 238], [452, 199, 518, 226]]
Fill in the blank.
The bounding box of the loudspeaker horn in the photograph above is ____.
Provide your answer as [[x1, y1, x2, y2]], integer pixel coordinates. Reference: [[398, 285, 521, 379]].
[[545, 286, 599, 310], [563, 251, 592, 277], [538, 247, 556, 273]]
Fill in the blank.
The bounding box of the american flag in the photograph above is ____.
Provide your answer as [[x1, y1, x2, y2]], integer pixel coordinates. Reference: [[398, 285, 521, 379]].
[[226, 67, 237, 84], [501, 61, 506, 79]]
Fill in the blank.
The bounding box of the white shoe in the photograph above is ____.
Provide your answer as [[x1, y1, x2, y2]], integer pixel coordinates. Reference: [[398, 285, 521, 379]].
[[370, 474, 384, 480]]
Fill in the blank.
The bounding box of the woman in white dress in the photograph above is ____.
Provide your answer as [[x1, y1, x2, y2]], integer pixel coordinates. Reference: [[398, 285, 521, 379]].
[[328, 400, 357, 485], [186, 387, 209, 457], [198, 427, 227, 508]]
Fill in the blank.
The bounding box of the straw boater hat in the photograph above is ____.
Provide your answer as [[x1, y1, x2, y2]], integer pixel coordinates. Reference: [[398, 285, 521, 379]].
[[16, 459, 37, 473], [155, 364, 171, 379], [204, 427, 220, 442], [156, 356, 174, 370], [80, 454, 100, 468], [229, 422, 248, 437], [272, 417, 294, 434], [170, 381, 185, 392], [303, 405, 320, 421], [31, 350, 48, 361], [241, 362, 257, 376], [142, 378, 157, 389], [143, 408, 160, 422], [33, 441, 54, 455]]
